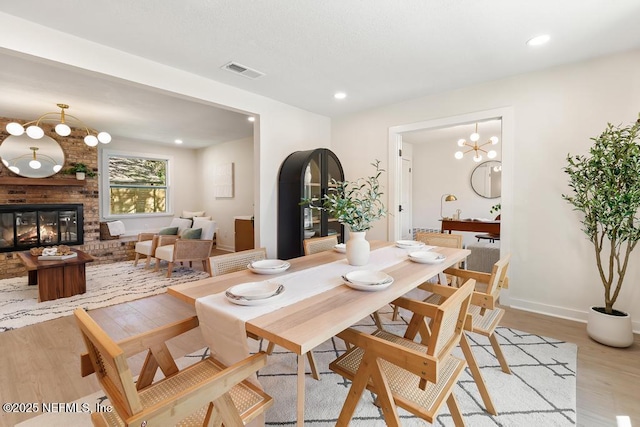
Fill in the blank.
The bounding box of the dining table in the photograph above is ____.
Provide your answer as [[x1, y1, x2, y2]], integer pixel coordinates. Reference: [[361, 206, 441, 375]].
[[168, 240, 470, 426]]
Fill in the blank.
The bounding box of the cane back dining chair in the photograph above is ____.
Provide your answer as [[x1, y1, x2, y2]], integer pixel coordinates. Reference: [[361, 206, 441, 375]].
[[74, 308, 273, 427], [210, 247, 267, 275], [303, 235, 338, 255], [329, 279, 475, 426], [409, 253, 512, 415], [391, 232, 464, 322]]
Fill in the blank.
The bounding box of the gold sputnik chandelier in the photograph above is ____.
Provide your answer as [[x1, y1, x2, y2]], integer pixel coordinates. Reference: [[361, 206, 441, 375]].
[[454, 123, 499, 162]]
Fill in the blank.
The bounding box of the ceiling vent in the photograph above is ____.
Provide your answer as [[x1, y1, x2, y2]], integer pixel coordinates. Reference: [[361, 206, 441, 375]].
[[221, 62, 265, 79]]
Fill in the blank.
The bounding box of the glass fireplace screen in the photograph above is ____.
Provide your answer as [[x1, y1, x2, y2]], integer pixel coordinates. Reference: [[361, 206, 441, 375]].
[[0, 204, 84, 252]]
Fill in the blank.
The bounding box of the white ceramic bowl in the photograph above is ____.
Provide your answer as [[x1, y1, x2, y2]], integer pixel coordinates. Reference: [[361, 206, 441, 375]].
[[408, 251, 446, 264], [396, 240, 425, 249], [304, 229, 316, 239], [333, 243, 346, 253], [227, 282, 281, 300]]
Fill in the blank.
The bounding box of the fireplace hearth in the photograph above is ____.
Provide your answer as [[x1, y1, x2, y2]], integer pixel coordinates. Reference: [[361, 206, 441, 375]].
[[0, 204, 84, 253]]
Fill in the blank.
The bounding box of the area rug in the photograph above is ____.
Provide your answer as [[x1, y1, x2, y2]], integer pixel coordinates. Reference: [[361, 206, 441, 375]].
[[18, 314, 577, 426], [0, 261, 209, 332]]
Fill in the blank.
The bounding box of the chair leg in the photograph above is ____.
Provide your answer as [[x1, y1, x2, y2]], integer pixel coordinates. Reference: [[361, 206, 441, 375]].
[[446, 392, 465, 427], [307, 352, 320, 380], [134, 253, 140, 266], [368, 357, 401, 427], [392, 304, 399, 321], [145, 256, 151, 269], [489, 332, 512, 374], [336, 353, 375, 426], [166, 262, 174, 278], [212, 393, 244, 426], [459, 333, 497, 415], [154, 259, 160, 272], [371, 311, 384, 330]]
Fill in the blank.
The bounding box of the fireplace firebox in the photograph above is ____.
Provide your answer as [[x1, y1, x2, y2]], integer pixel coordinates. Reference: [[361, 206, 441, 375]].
[[0, 204, 84, 253]]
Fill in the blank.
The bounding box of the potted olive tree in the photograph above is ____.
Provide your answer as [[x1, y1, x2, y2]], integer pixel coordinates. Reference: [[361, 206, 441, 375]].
[[302, 160, 387, 265], [562, 114, 640, 347]]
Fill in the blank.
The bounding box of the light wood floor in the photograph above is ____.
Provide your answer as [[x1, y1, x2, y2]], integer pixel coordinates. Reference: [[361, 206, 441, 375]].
[[0, 295, 637, 427]]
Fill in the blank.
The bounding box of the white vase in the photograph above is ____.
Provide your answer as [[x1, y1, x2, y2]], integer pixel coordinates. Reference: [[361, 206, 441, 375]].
[[346, 230, 370, 266], [75, 172, 85, 180], [586, 306, 634, 348]]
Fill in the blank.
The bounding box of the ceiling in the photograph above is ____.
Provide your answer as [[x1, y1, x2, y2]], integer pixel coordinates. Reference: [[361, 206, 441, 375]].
[[1, 1, 640, 147]]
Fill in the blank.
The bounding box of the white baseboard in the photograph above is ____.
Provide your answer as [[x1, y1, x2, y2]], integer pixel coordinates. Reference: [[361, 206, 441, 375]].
[[507, 297, 640, 334]]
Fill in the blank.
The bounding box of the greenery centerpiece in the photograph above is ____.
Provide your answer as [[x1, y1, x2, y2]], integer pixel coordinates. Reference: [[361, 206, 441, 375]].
[[302, 160, 387, 265], [302, 159, 387, 231], [562, 114, 640, 346]]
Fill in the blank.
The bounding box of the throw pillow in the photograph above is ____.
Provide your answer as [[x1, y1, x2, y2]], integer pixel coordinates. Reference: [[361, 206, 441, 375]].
[[193, 215, 212, 221], [158, 226, 179, 235], [181, 228, 202, 239], [182, 210, 205, 219], [169, 217, 193, 233]]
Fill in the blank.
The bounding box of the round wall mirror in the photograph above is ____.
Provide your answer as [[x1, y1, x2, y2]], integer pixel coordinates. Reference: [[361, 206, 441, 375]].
[[0, 134, 65, 178], [470, 160, 502, 199]]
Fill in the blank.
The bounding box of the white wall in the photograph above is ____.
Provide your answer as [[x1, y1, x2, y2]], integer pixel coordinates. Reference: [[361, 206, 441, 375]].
[[98, 139, 201, 234], [0, 12, 331, 258], [198, 137, 254, 251], [332, 49, 640, 332]]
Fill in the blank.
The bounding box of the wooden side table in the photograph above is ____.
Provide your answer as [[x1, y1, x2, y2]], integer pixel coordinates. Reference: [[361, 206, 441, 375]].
[[17, 249, 95, 302], [234, 216, 255, 251]]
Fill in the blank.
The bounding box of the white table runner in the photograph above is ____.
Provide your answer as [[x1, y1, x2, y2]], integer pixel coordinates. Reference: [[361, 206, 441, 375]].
[[195, 245, 439, 369]]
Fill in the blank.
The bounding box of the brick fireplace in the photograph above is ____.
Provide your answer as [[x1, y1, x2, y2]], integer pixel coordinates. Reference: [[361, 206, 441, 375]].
[[0, 116, 136, 279]]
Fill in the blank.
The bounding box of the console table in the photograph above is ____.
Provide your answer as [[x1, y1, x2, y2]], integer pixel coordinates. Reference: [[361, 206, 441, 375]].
[[17, 249, 94, 302], [440, 219, 500, 235]]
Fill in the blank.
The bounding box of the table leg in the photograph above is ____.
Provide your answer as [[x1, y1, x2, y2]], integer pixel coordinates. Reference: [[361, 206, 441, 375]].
[[297, 353, 306, 426], [27, 270, 37, 286]]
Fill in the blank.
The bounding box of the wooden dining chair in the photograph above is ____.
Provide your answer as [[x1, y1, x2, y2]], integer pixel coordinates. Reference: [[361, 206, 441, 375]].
[[391, 231, 464, 321], [210, 247, 267, 275], [303, 235, 338, 255], [74, 308, 273, 427], [410, 253, 512, 416], [329, 279, 475, 426]]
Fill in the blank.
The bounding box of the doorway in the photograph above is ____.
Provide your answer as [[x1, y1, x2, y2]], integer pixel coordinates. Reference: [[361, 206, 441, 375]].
[[387, 107, 513, 258]]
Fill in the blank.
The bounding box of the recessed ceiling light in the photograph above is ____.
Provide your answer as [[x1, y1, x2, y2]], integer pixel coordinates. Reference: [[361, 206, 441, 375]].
[[174, 139, 183, 144], [527, 34, 550, 46], [334, 92, 347, 100], [248, 116, 255, 122]]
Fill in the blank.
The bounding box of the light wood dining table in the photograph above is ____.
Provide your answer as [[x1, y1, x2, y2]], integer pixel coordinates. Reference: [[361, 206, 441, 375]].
[[168, 240, 470, 426]]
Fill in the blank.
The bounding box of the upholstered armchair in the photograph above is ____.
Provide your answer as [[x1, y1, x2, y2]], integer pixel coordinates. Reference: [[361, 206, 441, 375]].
[[133, 217, 192, 268], [154, 219, 217, 277]]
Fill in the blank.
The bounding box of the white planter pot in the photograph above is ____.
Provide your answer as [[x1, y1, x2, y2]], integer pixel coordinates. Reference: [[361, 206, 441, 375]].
[[75, 172, 85, 180], [346, 231, 370, 266], [586, 306, 634, 348]]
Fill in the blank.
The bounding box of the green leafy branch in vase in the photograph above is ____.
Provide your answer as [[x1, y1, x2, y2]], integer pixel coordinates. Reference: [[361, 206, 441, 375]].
[[301, 160, 387, 232]]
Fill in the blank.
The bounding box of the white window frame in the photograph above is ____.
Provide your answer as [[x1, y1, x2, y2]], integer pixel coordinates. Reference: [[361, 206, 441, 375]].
[[99, 149, 174, 220]]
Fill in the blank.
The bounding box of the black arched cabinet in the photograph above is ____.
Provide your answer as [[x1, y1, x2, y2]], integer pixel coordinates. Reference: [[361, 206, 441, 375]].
[[278, 148, 344, 259]]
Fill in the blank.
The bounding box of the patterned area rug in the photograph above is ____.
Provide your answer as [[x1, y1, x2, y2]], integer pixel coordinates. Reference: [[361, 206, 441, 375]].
[[0, 261, 209, 332], [18, 311, 577, 426]]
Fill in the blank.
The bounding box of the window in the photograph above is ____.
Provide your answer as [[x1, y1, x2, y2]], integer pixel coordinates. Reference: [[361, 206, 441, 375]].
[[101, 151, 171, 217]]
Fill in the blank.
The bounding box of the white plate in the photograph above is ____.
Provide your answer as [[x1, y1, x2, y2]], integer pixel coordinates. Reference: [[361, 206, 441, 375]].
[[408, 251, 446, 264], [344, 270, 392, 286], [395, 240, 425, 249], [333, 243, 346, 253], [225, 286, 285, 305], [343, 270, 393, 291], [226, 281, 283, 300], [248, 259, 291, 274]]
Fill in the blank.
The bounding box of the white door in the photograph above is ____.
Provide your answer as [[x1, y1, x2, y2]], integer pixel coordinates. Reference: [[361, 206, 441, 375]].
[[400, 157, 412, 240]]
